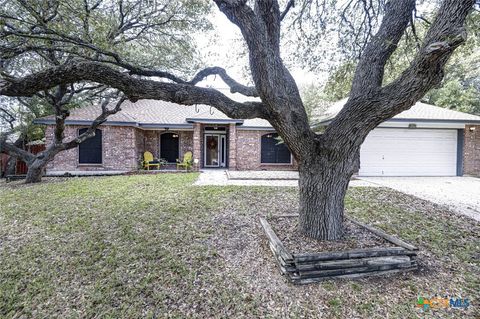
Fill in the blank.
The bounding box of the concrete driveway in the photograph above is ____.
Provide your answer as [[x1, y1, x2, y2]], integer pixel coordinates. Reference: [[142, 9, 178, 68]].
[[359, 177, 480, 222]]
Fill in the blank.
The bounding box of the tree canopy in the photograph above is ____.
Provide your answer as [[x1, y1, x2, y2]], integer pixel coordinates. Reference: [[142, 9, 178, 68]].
[[321, 6, 480, 113]]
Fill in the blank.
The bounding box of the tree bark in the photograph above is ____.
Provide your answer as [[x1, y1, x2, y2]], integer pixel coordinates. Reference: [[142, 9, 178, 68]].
[[298, 149, 360, 240], [5, 156, 17, 176], [25, 158, 45, 183]]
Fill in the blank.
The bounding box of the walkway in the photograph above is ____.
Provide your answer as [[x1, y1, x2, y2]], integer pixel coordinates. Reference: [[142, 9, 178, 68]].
[[194, 170, 377, 187]]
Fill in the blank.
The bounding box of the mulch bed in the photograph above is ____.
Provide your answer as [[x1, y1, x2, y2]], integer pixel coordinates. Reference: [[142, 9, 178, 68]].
[[270, 216, 396, 254], [262, 215, 418, 284]]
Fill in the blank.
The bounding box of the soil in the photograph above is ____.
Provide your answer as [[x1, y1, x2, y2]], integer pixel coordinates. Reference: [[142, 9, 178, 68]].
[[269, 216, 396, 254]]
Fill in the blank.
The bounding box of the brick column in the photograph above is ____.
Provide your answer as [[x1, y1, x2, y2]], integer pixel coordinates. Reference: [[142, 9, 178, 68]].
[[464, 125, 480, 177], [228, 123, 237, 170], [193, 123, 202, 170]]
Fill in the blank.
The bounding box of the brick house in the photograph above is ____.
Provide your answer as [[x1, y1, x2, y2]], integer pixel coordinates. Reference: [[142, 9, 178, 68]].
[[35, 99, 480, 176], [36, 100, 297, 173]]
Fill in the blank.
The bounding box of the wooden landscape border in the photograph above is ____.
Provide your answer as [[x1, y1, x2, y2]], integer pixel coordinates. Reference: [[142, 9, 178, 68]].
[[260, 215, 418, 284]]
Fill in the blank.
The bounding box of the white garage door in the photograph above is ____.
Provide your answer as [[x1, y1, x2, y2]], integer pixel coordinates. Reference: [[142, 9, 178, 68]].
[[359, 128, 458, 176]]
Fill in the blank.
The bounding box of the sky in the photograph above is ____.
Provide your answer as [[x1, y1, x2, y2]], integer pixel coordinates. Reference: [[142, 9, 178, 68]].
[[196, 8, 322, 91]]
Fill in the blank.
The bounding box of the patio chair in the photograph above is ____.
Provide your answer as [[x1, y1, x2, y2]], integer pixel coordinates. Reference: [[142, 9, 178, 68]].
[[143, 151, 161, 170], [176, 151, 193, 171]]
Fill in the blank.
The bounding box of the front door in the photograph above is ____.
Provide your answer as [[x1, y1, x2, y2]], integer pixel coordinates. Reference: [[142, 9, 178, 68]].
[[204, 134, 227, 167], [160, 133, 179, 163]]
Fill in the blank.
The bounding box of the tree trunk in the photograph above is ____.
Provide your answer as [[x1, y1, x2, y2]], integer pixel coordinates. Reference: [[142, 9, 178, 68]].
[[6, 156, 17, 176], [298, 151, 359, 240], [25, 159, 47, 183]]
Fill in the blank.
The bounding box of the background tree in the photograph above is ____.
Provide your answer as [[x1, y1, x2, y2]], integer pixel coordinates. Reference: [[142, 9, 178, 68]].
[[0, 0, 210, 182], [321, 7, 480, 114], [299, 83, 332, 121], [0, 0, 477, 240]]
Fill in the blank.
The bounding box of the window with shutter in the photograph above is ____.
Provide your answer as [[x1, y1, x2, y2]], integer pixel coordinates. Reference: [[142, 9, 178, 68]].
[[260, 133, 291, 164], [78, 128, 102, 164]]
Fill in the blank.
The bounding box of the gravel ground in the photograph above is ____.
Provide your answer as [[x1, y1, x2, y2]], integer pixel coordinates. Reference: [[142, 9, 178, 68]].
[[195, 170, 378, 187], [360, 176, 480, 222]]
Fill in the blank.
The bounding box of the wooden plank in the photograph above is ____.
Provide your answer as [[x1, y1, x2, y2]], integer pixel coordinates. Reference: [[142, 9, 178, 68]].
[[348, 218, 418, 251], [260, 217, 294, 262], [295, 261, 415, 279], [270, 214, 300, 219], [291, 267, 417, 285], [296, 256, 413, 271], [294, 247, 416, 263], [268, 243, 297, 273]]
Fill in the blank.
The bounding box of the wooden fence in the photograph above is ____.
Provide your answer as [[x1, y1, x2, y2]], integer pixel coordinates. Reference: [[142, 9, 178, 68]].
[[1, 144, 45, 175]]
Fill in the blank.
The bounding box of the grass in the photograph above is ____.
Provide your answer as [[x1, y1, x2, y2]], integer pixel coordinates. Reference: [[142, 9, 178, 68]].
[[0, 174, 479, 318]]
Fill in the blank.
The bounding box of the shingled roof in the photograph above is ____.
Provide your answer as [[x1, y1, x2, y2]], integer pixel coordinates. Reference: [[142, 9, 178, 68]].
[[316, 98, 480, 124], [35, 99, 272, 129]]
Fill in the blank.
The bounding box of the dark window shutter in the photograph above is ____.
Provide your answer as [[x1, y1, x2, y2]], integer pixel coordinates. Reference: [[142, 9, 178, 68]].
[[261, 133, 291, 164], [275, 143, 291, 163], [160, 133, 179, 163], [78, 128, 102, 164]]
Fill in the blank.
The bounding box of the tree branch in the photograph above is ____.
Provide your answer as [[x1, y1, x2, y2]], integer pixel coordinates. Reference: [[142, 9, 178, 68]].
[[323, 0, 475, 151], [280, 0, 295, 21], [61, 95, 127, 150], [0, 136, 34, 163], [254, 0, 281, 49], [188, 67, 258, 97], [350, 0, 415, 96], [0, 61, 268, 120], [0, 106, 16, 130]]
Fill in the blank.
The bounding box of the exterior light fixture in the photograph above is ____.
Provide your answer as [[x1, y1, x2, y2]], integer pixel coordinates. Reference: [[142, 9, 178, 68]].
[[408, 123, 417, 129], [469, 127, 476, 132]]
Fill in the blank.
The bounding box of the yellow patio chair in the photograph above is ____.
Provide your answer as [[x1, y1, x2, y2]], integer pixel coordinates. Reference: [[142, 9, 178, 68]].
[[143, 151, 161, 170], [176, 151, 193, 171]]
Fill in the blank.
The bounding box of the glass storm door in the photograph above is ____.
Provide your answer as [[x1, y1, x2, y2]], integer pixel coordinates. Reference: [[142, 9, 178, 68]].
[[204, 134, 227, 167]]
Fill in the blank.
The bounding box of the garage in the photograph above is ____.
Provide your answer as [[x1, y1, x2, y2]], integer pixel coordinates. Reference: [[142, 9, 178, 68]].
[[317, 100, 480, 177], [359, 128, 458, 176]]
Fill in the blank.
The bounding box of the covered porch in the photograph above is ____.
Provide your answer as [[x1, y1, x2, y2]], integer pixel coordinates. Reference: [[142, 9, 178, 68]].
[[138, 121, 239, 170]]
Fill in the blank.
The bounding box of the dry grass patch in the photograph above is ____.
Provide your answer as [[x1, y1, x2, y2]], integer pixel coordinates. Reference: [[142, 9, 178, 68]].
[[0, 174, 478, 318]]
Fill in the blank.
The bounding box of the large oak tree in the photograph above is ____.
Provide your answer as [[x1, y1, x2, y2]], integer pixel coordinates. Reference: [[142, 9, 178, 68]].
[[0, 0, 209, 183], [0, 0, 476, 239]]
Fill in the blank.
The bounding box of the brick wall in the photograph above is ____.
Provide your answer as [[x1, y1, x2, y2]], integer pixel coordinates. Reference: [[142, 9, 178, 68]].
[[144, 131, 159, 158], [135, 129, 145, 164], [464, 125, 480, 177], [228, 123, 237, 169], [45, 125, 137, 172], [45, 124, 297, 172], [235, 130, 297, 170], [179, 131, 194, 158]]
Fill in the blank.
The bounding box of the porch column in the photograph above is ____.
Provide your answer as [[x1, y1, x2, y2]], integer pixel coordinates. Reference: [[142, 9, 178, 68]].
[[193, 123, 202, 170], [229, 123, 237, 170]]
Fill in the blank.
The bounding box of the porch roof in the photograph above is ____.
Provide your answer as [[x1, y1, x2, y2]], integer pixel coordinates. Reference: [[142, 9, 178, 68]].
[[34, 99, 273, 129]]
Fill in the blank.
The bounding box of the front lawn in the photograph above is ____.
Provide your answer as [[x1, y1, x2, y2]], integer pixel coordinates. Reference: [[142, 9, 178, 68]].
[[0, 174, 478, 318]]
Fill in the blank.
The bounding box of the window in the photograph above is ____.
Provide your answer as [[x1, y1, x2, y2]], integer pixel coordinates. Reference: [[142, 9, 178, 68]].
[[160, 132, 179, 163], [261, 133, 291, 164], [78, 128, 102, 164]]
